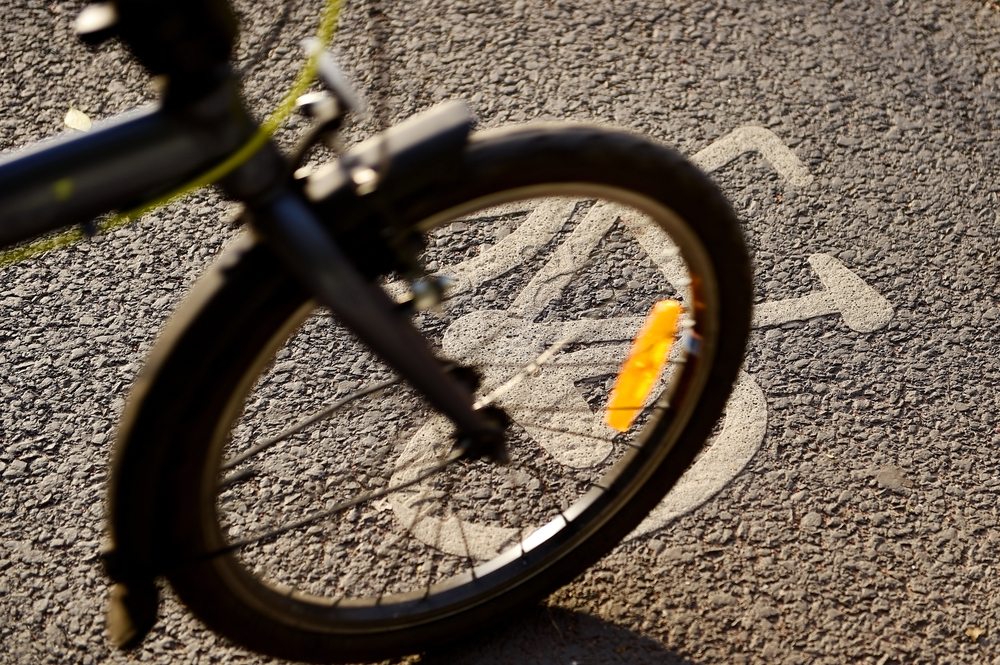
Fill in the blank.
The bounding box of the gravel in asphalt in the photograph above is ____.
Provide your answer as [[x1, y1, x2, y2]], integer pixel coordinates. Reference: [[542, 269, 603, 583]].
[[1, 1, 998, 663]]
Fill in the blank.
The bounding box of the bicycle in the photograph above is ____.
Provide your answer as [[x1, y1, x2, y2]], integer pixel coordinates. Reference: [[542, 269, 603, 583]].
[[0, 1, 752, 662]]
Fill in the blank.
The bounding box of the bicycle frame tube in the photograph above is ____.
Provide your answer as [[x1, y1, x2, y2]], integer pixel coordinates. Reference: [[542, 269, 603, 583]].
[[0, 80, 254, 248]]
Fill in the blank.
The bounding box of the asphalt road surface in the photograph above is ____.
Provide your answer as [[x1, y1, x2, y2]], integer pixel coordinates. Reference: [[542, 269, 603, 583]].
[[1, 1, 998, 663]]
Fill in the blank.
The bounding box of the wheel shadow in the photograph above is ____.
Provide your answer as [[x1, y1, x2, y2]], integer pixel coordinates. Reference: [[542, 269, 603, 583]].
[[400, 606, 695, 665]]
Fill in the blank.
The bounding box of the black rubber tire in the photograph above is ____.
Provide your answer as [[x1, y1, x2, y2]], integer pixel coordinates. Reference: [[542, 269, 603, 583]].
[[117, 124, 751, 662]]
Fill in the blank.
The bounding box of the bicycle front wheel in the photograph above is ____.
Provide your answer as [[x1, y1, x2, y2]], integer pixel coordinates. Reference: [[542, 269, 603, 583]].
[[140, 124, 751, 661]]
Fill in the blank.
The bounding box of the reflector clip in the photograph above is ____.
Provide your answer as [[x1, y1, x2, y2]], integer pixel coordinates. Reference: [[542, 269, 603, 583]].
[[606, 300, 682, 432]]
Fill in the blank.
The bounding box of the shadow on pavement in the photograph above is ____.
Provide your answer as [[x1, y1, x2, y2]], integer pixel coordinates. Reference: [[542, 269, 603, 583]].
[[407, 605, 695, 665]]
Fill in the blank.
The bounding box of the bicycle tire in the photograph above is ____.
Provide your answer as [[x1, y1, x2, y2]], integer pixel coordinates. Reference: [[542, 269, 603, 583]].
[[112, 123, 751, 662]]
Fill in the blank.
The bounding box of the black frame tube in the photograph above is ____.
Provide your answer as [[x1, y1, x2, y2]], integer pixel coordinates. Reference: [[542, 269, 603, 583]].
[[0, 90, 253, 247]]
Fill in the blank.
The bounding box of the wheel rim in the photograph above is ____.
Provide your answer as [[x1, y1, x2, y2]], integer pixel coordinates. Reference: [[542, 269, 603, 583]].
[[197, 185, 722, 633]]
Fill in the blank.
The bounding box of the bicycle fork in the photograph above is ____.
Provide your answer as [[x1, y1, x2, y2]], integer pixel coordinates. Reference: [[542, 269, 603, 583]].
[[247, 189, 497, 442], [108, 187, 504, 647]]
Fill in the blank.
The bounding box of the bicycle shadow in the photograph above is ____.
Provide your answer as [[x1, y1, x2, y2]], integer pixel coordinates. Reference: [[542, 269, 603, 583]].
[[403, 606, 695, 665]]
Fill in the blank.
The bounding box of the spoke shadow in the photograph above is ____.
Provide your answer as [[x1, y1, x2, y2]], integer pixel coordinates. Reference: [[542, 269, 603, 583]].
[[402, 606, 695, 665]]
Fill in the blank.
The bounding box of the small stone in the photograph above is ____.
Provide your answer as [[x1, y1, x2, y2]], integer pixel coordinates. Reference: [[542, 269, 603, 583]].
[[2, 460, 27, 477], [965, 625, 986, 642], [707, 528, 733, 545], [875, 465, 911, 491], [662, 547, 692, 562], [800, 511, 823, 530], [762, 643, 782, 658], [752, 603, 781, 620], [709, 592, 737, 607]]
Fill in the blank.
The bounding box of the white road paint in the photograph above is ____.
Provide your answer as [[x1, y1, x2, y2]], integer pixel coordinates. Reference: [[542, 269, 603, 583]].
[[388, 202, 690, 551], [385, 127, 895, 557], [509, 201, 623, 319], [627, 370, 767, 540], [444, 311, 632, 468], [386, 415, 514, 561], [753, 253, 895, 332], [692, 125, 815, 187], [442, 198, 579, 301]]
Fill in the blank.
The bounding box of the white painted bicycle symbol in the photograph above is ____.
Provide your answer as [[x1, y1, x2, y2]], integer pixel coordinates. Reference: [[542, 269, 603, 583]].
[[386, 127, 894, 557]]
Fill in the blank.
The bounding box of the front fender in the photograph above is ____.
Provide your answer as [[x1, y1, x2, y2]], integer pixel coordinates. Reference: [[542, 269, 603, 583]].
[[103, 101, 476, 648]]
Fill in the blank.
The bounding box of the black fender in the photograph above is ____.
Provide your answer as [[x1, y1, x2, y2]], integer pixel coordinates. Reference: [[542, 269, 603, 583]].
[[103, 101, 475, 648], [307, 98, 474, 203]]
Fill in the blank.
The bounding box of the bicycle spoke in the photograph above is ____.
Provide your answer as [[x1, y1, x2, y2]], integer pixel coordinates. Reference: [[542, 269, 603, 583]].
[[220, 377, 400, 474], [204, 448, 465, 561], [453, 502, 477, 580], [473, 333, 577, 409], [376, 484, 439, 600], [424, 491, 448, 599], [470, 357, 688, 370]]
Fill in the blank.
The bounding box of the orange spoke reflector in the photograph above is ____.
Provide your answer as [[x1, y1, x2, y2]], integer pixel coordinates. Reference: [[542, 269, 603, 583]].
[[606, 299, 682, 432]]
